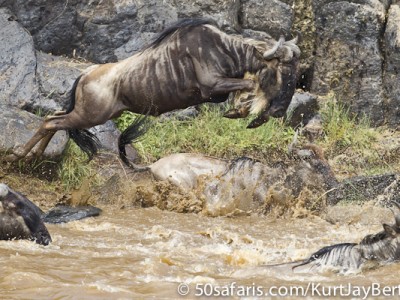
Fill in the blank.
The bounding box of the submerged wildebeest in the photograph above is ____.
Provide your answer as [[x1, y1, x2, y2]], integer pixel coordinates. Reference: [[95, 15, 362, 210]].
[[146, 146, 337, 216], [269, 202, 400, 274], [0, 183, 102, 245], [0, 183, 51, 245], [6, 19, 300, 170]]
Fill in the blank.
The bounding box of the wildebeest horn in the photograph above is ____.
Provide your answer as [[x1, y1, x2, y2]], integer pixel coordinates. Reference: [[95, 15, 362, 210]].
[[288, 35, 298, 45], [0, 183, 9, 197], [263, 36, 284, 60], [284, 35, 301, 58], [390, 201, 400, 227]]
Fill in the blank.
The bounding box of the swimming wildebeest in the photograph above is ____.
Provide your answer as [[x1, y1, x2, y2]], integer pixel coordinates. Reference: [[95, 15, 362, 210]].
[[146, 146, 337, 216], [0, 183, 51, 245], [276, 202, 400, 273], [6, 19, 300, 169]]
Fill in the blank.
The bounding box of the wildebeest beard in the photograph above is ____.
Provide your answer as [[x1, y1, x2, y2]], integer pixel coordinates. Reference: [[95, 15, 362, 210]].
[[224, 53, 300, 129]]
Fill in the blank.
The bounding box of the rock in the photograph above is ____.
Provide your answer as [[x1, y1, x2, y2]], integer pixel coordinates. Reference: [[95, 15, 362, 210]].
[[36, 51, 91, 112], [158, 106, 199, 122], [285, 91, 319, 128], [240, 0, 294, 38], [42, 205, 102, 224], [383, 4, 400, 128], [0, 104, 68, 159], [89, 120, 126, 154], [0, 8, 39, 109], [302, 114, 323, 142], [311, 0, 388, 126], [329, 173, 400, 206], [171, 0, 241, 32]]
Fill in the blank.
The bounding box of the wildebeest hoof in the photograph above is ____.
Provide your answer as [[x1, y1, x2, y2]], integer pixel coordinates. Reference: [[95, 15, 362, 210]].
[[223, 109, 242, 119], [247, 119, 263, 129]]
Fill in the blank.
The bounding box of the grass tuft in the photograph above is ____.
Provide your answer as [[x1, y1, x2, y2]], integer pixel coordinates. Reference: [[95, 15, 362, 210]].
[[115, 105, 296, 163], [58, 141, 95, 190]]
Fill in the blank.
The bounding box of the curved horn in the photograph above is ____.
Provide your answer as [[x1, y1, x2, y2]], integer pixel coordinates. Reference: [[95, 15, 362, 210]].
[[287, 35, 298, 45], [391, 201, 400, 227], [0, 183, 9, 197], [263, 36, 284, 60], [284, 34, 301, 58]]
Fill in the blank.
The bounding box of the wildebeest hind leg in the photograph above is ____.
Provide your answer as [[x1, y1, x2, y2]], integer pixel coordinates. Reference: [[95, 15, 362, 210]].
[[29, 112, 67, 158], [6, 115, 73, 161]]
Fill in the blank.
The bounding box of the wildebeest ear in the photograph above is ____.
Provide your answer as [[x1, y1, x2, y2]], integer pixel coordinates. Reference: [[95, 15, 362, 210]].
[[383, 223, 397, 237]]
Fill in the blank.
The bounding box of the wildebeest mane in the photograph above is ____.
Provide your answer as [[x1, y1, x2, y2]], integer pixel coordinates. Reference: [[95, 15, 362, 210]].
[[224, 156, 260, 175], [360, 231, 390, 246], [147, 18, 218, 49]]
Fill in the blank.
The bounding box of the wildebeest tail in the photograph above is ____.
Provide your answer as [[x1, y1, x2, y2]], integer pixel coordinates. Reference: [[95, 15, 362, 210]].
[[66, 75, 100, 160], [118, 114, 151, 171]]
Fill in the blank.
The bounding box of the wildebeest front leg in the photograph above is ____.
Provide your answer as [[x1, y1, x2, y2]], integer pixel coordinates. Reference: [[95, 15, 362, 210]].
[[247, 110, 270, 129], [211, 78, 254, 94]]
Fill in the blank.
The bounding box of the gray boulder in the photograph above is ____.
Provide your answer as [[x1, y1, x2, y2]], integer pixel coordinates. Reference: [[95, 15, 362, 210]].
[[240, 0, 294, 38], [36, 51, 91, 112], [89, 120, 124, 154], [0, 104, 68, 159], [285, 91, 319, 128], [311, 0, 389, 126], [383, 4, 400, 128], [0, 8, 39, 109]]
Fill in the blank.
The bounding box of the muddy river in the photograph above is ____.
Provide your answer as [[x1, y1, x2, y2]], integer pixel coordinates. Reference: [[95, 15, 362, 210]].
[[1, 205, 400, 299]]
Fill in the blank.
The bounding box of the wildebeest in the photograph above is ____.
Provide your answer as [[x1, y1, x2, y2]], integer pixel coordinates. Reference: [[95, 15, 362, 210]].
[[0, 183, 51, 245], [145, 146, 337, 216], [288, 202, 400, 273], [6, 19, 300, 169]]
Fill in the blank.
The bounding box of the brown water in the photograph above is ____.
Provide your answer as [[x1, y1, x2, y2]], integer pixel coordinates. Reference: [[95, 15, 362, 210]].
[[1, 206, 400, 299]]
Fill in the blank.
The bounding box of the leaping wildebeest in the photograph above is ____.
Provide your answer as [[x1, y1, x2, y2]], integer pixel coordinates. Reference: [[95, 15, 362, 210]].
[[7, 19, 300, 169]]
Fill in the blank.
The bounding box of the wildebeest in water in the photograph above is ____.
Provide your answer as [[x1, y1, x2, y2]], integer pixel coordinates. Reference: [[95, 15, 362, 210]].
[[7, 19, 300, 170], [0, 183, 51, 245], [271, 202, 400, 274]]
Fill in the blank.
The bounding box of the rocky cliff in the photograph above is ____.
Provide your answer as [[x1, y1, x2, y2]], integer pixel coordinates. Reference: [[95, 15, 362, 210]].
[[0, 0, 399, 157]]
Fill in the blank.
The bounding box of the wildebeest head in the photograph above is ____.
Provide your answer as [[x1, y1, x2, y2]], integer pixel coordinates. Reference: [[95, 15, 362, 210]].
[[0, 183, 51, 245], [224, 36, 301, 128], [358, 201, 400, 262], [291, 202, 400, 273]]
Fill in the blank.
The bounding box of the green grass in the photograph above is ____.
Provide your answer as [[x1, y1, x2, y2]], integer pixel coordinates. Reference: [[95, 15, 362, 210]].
[[319, 98, 377, 155], [317, 94, 391, 176], [58, 141, 95, 190], [116, 105, 296, 163]]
